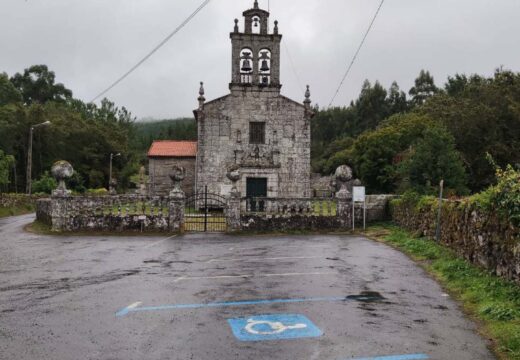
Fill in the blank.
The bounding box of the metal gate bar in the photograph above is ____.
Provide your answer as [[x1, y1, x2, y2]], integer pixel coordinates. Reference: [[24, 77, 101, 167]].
[[184, 186, 227, 232]]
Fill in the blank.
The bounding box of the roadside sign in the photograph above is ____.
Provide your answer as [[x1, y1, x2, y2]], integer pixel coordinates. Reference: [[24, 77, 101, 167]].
[[353, 186, 365, 202], [352, 186, 366, 231], [227, 314, 322, 341]]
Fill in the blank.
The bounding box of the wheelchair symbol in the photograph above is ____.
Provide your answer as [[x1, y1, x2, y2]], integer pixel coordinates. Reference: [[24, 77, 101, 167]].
[[228, 314, 322, 341], [245, 318, 308, 335]]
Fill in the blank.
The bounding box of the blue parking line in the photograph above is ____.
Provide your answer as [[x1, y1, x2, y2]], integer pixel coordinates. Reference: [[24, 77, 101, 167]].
[[349, 354, 429, 360], [116, 296, 350, 317]]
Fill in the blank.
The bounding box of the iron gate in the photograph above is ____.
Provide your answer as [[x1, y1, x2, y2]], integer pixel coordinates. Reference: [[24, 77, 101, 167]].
[[184, 186, 227, 232]]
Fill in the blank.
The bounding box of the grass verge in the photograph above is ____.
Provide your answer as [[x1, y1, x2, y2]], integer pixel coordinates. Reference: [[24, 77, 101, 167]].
[[366, 224, 520, 360], [0, 205, 35, 218]]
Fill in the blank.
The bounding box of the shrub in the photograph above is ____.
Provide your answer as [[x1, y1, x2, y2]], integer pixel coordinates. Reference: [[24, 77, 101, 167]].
[[86, 188, 109, 196], [32, 172, 57, 194]]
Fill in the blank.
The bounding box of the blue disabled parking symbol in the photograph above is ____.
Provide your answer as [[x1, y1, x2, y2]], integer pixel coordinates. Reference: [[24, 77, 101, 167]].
[[227, 314, 322, 341]]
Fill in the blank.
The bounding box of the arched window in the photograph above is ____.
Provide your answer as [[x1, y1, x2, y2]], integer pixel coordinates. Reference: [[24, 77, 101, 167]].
[[240, 48, 253, 84], [258, 49, 271, 85], [252, 16, 261, 34]]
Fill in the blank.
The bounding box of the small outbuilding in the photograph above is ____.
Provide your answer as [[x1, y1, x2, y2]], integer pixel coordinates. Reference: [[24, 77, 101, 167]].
[[147, 141, 197, 196]]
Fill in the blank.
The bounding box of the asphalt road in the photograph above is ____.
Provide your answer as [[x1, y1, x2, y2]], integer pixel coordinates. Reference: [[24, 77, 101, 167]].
[[0, 214, 495, 360]]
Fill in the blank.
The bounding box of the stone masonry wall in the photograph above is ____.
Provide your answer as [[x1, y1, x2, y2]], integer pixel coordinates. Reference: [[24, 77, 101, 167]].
[[0, 193, 41, 209], [391, 199, 520, 285], [196, 87, 311, 198], [148, 157, 196, 196]]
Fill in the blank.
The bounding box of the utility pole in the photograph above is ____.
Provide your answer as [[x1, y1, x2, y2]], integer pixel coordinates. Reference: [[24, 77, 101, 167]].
[[26, 121, 51, 195], [109, 153, 121, 186], [435, 180, 444, 243]]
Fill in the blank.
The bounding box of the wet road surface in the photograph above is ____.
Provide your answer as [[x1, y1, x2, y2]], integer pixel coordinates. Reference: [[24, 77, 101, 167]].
[[0, 214, 495, 359]]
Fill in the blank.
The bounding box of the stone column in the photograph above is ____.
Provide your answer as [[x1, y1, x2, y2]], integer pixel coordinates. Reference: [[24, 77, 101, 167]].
[[336, 188, 352, 229], [49, 160, 74, 232], [168, 166, 186, 232], [169, 189, 185, 233], [226, 166, 241, 232], [335, 165, 353, 229]]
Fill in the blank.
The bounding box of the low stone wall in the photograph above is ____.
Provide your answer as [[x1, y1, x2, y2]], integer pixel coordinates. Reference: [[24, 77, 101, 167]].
[[0, 193, 41, 209], [239, 195, 395, 232], [36, 198, 52, 225], [391, 199, 520, 285], [65, 215, 169, 232], [241, 214, 344, 232], [36, 194, 181, 233]]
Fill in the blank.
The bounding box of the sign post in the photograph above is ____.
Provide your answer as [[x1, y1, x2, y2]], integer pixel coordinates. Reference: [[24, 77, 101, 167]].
[[352, 186, 366, 231]]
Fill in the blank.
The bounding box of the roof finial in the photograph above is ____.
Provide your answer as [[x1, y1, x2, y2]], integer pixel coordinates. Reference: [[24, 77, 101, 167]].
[[274, 20, 279, 35], [304, 85, 311, 104], [254, 0, 259, 9], [234, 18, 239, 33], [198, 82, 205, 110]]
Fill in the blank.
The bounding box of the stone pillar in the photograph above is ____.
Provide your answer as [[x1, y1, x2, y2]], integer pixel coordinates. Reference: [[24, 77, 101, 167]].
[[336, 188, 352, 229], [49, 160, 74, 232], [227, 191, 241, 232], [335, 165, 353, 229], [168, 166, 186, 232], [50, 194, 72, 232], [169, 189, 185, 233], [226, 166, 241, 232]]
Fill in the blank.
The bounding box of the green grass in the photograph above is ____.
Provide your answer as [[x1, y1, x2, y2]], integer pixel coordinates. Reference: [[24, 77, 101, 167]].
[[367, 224, 520, 360], [0, 204, 35, 218]]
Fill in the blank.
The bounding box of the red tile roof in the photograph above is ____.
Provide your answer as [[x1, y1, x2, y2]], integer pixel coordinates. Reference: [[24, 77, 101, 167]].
[[147, 141, 197, 158]]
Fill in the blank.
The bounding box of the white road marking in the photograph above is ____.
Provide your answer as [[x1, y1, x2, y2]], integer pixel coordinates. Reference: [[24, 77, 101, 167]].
[[143, 235, 177, 249], [232, 244, 327, 251], [127, 301, 142, 310], [207, 256, 320, 263], [174, 272, 335, 283]]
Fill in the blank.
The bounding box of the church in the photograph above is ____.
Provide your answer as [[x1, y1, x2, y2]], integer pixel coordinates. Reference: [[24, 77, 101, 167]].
[[149, 1, 313, 199]]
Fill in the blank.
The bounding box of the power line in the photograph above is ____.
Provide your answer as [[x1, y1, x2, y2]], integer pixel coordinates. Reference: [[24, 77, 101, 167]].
[[328, 0, 386, 107], [284, 41, 305, 93], [90, 0, 212, 103]]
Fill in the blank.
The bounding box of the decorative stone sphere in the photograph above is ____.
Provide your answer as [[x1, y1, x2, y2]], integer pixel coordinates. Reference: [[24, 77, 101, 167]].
[[226, 165, 240, 183], [51, 160, 73, 181], [335, 165, 353, 183], [169, 166, 185, 183]]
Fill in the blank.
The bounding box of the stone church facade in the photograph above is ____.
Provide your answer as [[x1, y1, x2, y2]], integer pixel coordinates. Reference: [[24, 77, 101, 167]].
[[194, 0, 313, 199]]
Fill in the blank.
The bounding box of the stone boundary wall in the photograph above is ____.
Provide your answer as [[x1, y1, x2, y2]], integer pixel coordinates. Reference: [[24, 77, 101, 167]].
[[0, 193, 42, 209], [240, 195, 395, 232], [240, 214, 344, 232], [391, 199, 520, 285], [36, 194, 182, 233]]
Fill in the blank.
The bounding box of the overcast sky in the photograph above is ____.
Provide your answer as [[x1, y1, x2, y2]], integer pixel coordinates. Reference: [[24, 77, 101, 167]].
[[1, 0, 519, 120]]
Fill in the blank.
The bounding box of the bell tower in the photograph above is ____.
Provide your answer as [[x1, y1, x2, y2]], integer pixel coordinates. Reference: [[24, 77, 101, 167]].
[[230, 0, 282, 91]]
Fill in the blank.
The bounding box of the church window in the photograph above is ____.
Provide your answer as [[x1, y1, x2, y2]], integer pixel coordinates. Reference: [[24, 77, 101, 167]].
[[249, 122, 265, 144]]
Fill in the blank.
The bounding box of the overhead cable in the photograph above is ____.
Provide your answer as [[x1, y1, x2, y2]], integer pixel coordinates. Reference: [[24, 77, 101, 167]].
[[90, 0, 212, 103], [328, 0, 386, 107]]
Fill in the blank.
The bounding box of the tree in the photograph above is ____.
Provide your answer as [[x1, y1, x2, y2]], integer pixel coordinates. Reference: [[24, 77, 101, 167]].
[[353, 80, 390, 133], [420, 68, 520, 191], [409, 70, 438, 106], [10, 65, 72, 104], [0, 150, 15, 188], [397, 126, 468, 195], [348, 113, 437, 193], [0, 73, 22, 106], [387, 81, 408, 114]]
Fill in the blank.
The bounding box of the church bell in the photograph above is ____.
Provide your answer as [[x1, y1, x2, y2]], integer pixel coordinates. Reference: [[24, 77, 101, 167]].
[[241, 59, 252, 73], [260, 60, 270, 72]]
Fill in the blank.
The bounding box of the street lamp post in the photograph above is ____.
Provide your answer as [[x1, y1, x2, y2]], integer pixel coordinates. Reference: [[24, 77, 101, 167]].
[[26, 121, 51, 195], [109, 152, 121, 186]]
